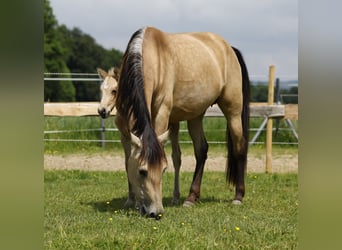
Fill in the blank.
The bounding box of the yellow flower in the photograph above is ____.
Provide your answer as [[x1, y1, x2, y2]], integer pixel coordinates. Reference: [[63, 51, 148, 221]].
[[153, 226, 157, 230], [235, 226, 240, 231], [106, 201, 110, 205], [109, 217, 113, 221]]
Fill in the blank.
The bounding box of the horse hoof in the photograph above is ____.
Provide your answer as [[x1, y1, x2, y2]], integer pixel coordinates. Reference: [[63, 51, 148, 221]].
[[232, 199, 243, 205], [124, 199, 135, 208], [183, 200, 195, 207], [171, 199, 180, 206]]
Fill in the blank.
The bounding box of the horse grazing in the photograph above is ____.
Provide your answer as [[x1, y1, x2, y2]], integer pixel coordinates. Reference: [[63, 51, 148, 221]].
[[98, 27, 250, 219]]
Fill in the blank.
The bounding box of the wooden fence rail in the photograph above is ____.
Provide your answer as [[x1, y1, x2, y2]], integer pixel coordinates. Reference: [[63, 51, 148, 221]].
[[44, 102, 298, 120]]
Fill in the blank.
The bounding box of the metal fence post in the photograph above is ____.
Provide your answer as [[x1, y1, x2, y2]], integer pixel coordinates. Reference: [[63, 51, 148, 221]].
[[100, 118, 105, 148], [98, 76, 106, 148]]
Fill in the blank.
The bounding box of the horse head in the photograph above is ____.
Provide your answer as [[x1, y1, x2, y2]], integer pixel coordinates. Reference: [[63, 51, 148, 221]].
[[97, 67, 119, 119], [127, 131, 169, 219]]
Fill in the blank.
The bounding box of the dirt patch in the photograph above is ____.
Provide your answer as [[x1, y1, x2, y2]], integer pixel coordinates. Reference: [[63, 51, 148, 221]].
[[44, 152, 297, 173]]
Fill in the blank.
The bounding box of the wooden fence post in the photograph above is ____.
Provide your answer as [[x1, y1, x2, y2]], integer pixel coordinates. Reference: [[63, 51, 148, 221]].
[[266, 65, 275, 173]]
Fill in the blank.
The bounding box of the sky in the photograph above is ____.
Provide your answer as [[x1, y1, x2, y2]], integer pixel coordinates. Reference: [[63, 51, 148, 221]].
[[50, 0, 298, 81]]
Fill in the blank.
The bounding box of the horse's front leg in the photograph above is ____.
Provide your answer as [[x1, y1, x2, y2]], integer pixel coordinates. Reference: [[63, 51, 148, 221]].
[[169, 122, 181, 205], [115, 115, 135, 208], [184, 115, 208, 206], [120, 134, 136, 208]]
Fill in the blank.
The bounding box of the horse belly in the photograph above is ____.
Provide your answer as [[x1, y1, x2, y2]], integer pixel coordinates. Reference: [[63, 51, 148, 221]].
[[169, 69, 222, 122], [169, 107, 205, 122], [170, 86, 218, 122]]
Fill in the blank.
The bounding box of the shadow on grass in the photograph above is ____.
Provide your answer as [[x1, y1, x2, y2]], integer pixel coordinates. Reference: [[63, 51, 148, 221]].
[[82, 195, 224, 215], [81, 197, 127, 213]]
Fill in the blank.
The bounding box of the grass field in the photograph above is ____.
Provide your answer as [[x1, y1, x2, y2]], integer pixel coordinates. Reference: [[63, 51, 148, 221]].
[[44, 170, 298, 249], [44, 116, 298, 154], [44, 115, 298, 248]]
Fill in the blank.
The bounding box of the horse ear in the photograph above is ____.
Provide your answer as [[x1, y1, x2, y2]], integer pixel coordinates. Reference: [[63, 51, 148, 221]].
[[158, 130, 169, 146], [97, 68, 107, 79], [108, 67, 115, 76], [113, 67, 120, 81], [130, 133, 141, 148]]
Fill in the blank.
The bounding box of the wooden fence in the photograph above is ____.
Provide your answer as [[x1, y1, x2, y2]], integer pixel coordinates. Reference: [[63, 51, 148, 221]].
[[44, 66, 298, 172], [44, 102, 297, 120]]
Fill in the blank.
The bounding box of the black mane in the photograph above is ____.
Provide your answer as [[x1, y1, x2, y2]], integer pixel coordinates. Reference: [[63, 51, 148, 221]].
[[116, 28, 165, 167]]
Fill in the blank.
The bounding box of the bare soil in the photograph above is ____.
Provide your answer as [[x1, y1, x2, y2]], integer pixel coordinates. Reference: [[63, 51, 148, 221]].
[[44, 152, 297, 173]]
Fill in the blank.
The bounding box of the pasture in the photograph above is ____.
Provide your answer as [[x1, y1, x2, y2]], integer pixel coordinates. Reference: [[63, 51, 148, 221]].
[[44, 114, 298, 248], [44, 170, 297, 249], [44, 116, 298, 154]]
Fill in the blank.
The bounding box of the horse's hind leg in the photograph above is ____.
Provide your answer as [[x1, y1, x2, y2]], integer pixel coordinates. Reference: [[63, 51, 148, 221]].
[[184, 115, 208, 207], [170, 122, 181, 205], [227, 115, 247, 203], [219, 105, 247, 203]]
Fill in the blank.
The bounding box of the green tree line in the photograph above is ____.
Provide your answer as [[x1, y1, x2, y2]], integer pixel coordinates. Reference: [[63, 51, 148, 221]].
[[44, 0, 123, 102], [251, 83, 298, 104]]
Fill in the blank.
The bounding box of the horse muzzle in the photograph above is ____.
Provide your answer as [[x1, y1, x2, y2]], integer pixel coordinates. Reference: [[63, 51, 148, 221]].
[[98, 107, 110, 119], [140, 204, 164, 220]]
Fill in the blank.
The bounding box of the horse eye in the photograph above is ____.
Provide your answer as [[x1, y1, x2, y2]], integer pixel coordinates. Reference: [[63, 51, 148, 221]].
[[139, 169, 148, 178], [111, 89, 117, 95]]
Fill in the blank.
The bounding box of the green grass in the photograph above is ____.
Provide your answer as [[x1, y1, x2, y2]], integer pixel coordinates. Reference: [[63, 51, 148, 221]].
[[44, 116, 298, 154], [45, 170, 298, 249]]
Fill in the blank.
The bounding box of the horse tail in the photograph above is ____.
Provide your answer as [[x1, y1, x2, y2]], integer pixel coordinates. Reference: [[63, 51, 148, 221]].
[[226, 47, 250, 186], [116, 27, 165, 167]]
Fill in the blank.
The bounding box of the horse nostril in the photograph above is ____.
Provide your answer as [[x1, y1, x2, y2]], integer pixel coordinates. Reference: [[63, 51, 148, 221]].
[[149, 212, 163, 220], [98, 108, 107, 118]]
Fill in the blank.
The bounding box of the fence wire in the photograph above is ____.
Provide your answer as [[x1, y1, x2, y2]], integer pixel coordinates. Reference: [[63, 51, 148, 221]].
[[44, 127, 298, 145], [44, 73, 298, 146]]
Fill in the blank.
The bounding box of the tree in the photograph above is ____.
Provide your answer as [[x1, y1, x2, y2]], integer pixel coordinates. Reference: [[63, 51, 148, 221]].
[[44, 0, 123, 102], [280, 86, 298, 104], [250, 82, 298, 103], [58, 26, 123, 101], [251, 83, 268, 102], [44, 0, 75, 101]]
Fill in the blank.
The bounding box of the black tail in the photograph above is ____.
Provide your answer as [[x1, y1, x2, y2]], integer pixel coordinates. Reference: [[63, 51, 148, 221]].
[[226, 47, 250, 187], [116, 28, 165, 167]]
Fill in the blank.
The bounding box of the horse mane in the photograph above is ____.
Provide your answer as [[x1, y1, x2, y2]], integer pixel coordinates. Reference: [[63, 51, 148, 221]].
[[116, 27, 165, 167]]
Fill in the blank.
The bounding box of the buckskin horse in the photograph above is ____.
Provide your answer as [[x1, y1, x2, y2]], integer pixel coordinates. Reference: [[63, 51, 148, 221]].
[[97, 26, 250, 219]]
